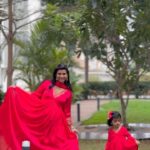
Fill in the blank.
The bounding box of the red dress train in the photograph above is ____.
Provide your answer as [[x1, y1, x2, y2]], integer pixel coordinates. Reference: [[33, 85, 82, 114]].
[[0, 80, 79, 150], [105, 126, 138, 150]]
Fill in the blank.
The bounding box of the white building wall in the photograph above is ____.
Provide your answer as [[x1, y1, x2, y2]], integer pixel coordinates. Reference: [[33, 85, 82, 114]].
[[0, 0, 8, 91], [73, 53, 113, 83]]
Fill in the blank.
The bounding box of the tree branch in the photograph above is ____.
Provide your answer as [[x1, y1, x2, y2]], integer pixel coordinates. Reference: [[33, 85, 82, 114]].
[[0, 17, 9, 22], [16, 17, 44, 30], [2, 0, 32, 7], [12, 20, 17, 37], [0, 25, 8, 41], [14, 9, 44, 21]]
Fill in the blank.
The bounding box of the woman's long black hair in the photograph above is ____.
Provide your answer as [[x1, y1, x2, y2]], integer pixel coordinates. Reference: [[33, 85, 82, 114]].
[[49, 64, 72, 91]]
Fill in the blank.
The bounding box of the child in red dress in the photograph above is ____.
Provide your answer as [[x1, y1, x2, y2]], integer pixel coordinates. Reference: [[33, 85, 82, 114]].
[[105, 111, 140, 150]]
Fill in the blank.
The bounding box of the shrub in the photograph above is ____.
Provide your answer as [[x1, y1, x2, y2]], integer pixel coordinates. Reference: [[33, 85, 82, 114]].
[[79, 81, 150, 99], [0, 90, 4, 104]]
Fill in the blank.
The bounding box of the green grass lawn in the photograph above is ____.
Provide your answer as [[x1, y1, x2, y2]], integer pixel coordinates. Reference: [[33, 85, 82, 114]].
[[79, 140, 150, 150], [82, 99, 150, 125]]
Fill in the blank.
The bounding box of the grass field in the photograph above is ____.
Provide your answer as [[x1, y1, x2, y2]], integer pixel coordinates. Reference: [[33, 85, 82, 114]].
[[79, 140, 150, 150], [79, 100, 150, 149], [82, 100, 150, 125]]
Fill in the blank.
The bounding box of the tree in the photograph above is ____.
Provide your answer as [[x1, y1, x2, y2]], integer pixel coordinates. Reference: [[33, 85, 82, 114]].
[[14, 4, 79, 90], [1, 0, 82, 88], [7, 0, 13, 86], [14, 10, 83, 101], [0, 0, 45, 87], [15, 47, 71, 90], [131, 0, 150, 65], [77, 0, 150, 126], [42, 0, 77, 5], [76, 21, 91, 84]]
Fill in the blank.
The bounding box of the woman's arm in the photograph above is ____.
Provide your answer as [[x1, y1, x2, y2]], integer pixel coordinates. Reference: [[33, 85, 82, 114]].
[[64, 92, 78, 133], [64, 92, 72, 126]]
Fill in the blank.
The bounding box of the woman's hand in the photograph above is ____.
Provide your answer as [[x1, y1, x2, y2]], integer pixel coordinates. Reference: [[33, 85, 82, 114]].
[[71, 126, 79, 138], [136, 140, 140, 145], [71, 126, 78, 134]]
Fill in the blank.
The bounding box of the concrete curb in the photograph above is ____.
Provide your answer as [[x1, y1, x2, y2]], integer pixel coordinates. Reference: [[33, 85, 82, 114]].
[[78, 123, 150, 140]]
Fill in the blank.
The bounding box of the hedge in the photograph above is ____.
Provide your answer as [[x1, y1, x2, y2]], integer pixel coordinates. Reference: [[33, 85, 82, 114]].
[[80, 81, 150, 99]]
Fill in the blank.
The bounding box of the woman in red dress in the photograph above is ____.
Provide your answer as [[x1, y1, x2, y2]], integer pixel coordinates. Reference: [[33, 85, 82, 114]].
[[0, 64, 79, 150], [105, 111, 139, 150]]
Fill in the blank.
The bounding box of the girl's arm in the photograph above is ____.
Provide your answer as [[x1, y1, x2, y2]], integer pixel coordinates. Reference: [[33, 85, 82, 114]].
[[123, 127, 140, 146]]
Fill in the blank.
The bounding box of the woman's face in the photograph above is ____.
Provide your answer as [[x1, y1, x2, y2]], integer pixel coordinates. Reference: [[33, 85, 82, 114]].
[[56, 69, 68, 83]]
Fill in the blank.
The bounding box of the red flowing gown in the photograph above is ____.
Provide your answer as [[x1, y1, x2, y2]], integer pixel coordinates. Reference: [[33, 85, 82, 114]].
[[105, 126, 138, 150], [0, 80, 79, 150]]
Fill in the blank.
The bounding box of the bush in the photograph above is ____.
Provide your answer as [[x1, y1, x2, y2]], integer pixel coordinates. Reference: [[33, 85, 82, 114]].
[[80, 81, 117, 99], [79, 81, 150, 99], [132, 81, 150, 98], [0, 90, 4, 104]]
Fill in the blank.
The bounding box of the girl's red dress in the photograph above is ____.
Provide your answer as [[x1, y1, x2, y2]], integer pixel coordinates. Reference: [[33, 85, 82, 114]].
[[105, 126, 138, 150], [0, 80, 79, 150]]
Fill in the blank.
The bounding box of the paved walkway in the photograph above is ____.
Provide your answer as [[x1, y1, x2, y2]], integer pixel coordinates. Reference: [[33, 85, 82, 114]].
[[71, 100, 150, 140], [71, 99, 109, 125]]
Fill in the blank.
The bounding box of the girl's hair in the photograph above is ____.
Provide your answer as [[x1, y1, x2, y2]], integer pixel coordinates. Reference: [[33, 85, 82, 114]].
[[49, 64, 72, 91], [107, 111, 121, 126]]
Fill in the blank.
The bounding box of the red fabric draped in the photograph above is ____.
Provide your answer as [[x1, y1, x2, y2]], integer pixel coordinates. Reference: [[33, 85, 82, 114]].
[[0, 86, 79, 150]]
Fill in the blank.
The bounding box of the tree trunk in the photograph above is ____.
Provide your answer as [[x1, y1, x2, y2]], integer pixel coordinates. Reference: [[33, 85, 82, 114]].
[[7, 0, 13, 86], [85, 54, 89, 84], [118, 89, 128, 127]]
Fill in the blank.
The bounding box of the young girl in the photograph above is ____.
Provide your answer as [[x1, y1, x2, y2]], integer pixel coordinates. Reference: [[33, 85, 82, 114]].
[[105, 111, 140, 150]]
